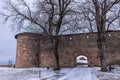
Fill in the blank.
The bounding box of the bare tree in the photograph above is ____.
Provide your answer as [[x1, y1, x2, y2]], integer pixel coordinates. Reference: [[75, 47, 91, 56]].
[[77, 1, 96, 32], [1, 0, 79, 70], [78, 0, 120, 71]]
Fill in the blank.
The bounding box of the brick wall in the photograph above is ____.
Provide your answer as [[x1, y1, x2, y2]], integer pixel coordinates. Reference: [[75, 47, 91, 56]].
[[15, 31, 120, 68], [15, 33, 40, 67]]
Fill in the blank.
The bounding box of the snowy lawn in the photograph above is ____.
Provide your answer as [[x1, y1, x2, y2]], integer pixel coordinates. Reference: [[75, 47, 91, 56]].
[[0, 66, 120, 80]]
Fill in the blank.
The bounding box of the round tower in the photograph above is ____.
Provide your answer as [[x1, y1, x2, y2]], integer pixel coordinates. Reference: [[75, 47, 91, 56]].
[[15, 32, 40, 68]]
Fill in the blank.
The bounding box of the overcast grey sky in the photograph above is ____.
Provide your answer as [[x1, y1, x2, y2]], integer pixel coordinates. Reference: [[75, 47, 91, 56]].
[[0, 1, 16, 64], [0, 24, 16, 64]]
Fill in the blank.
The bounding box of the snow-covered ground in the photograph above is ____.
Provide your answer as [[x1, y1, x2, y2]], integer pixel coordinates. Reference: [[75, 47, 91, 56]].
[[0, 66, 120, 80]]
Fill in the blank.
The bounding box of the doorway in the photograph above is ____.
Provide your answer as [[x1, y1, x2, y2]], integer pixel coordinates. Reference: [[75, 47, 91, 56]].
[[76, 55, 88, 67]]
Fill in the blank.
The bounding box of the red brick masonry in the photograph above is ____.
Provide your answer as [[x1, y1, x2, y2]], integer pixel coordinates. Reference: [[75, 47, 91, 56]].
[[15, 31, 120, 68]]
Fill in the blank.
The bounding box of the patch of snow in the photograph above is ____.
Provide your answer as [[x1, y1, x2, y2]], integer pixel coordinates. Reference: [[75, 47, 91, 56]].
[[59, 67, 99, 80], [93, 66, 120, 80], [0, 66, 120, 80]]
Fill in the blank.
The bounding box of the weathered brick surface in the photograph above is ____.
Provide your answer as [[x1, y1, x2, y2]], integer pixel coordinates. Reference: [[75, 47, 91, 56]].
[[15, 33, 40, 68], [15, 31, 120, 68]]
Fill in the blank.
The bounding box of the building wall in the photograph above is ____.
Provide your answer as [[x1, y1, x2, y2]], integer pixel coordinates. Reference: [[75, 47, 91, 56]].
[[15, 31, 120, 68], [58, 33, 100, 67], [15, 33, 40, 67], [106, 32, 120, 65]]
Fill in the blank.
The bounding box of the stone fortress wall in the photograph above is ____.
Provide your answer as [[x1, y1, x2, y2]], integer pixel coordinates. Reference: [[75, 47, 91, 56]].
[[15, 31, 120, 68]]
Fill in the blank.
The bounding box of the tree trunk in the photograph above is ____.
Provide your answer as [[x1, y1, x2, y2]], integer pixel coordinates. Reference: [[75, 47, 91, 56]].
[[97, 31, 107, 72], [53, 35, 60, 70]]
